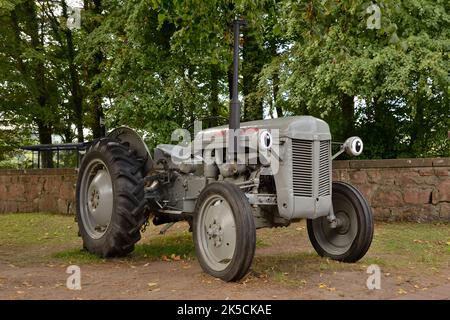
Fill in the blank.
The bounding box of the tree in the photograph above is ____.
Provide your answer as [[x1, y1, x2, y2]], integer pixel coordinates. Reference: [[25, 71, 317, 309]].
[[1, 1, 58, 166], [277, 0, 449, 158], [78, 0, 105, 139], [1, 0, 448, 162]]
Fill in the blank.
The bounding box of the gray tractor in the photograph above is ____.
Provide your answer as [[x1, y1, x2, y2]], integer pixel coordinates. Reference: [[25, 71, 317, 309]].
[[75, 21, 373, 282]]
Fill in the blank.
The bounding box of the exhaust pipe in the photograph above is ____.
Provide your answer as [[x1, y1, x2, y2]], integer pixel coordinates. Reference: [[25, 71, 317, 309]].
[[229, 19, 247, 154]]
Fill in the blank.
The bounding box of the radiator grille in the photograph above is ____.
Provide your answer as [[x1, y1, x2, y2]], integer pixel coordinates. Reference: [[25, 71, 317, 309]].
[[292, 139, 331, 198], [292, 139, 313, 197], [318, 140, 331, 197]]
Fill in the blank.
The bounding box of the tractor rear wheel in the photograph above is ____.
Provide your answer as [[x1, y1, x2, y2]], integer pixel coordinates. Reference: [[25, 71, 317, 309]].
[[193, 182, 256, 282], [76, 138, 148, 257], [307, 181, 374, 262]]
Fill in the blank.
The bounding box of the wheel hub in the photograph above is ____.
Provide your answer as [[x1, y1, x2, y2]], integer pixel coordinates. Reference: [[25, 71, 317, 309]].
[[90, 188, 100, 209], [311, 192, 358, 255], [207, 220, 224, 247], [334, 211, 351, 234]]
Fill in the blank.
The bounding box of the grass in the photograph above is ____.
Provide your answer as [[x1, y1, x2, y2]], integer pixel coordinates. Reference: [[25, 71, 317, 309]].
[[50, 232, 196, 265], [53, 249, 103, 264], [366, 222, 449, 269], [0, 213, 448, 285], [251, 221, 450, 287], [0, 213, 79, 246], [133, 232, 195, 260]]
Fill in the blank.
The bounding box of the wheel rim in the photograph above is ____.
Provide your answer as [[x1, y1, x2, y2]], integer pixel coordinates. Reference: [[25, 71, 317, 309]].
[[312, 193, 358, 255], [197, 195, 236, 272], [79, 159, 114, 239]]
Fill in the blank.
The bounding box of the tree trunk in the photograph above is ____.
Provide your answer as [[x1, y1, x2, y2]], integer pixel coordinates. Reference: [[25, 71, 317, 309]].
[[83, 1, 104, 138], [209, 64, 221, 127], [37, 121, 53, 168], [341, 94, 354, 138], [410, 94, 425, 154], [62, 0, 84, 142], [242, 31, 264, 121], [90, 78, 104, 138], [23, 1, 54, 166], [267, 38, 283, 118], [10, 11, 27, 75], [273, 70, 282, 117]]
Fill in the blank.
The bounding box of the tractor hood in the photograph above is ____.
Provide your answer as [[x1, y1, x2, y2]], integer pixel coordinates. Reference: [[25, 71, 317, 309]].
[[198, 116, 331, 143]]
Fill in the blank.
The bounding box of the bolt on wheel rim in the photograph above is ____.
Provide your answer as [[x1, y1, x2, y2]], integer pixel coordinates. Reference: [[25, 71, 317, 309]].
[[198, 195, 236, 272], [80, 159, 114, 239], [312, 193, 358, 255]]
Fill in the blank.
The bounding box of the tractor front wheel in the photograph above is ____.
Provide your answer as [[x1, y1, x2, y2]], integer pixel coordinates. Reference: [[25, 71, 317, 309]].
[[307, 181, 374, 262], [193, 182, 256, 282]]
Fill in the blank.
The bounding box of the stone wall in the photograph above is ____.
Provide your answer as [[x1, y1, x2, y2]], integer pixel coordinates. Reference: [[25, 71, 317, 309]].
[[0, 169, 77, 215], [0, 158, 448, 221], [333, 158, 449, 222]]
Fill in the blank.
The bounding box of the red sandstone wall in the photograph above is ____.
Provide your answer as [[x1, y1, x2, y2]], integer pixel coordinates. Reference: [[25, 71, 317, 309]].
[[0, 158, 448, 221], [333, 158, 449, 222], [0, 169, 77, 215]]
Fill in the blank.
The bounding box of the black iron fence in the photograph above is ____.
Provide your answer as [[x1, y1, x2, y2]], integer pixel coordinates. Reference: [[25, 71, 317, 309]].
[[20, 142, 91, 169]]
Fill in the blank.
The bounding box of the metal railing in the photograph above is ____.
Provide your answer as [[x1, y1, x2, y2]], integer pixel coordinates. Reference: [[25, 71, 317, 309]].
[[20, 142, 91, 169]]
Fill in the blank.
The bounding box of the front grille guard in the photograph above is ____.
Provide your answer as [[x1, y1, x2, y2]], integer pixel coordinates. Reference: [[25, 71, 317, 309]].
[[291, 139, 331, 199]]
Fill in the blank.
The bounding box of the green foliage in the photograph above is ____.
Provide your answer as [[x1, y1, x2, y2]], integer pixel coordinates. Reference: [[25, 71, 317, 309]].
[[278, 0, 449, 158], [0, 0, 87, 164], [0, 0, 448, 159]]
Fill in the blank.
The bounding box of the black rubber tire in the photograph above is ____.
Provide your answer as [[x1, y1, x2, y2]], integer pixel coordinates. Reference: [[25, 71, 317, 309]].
[[307, 181, 374, 262], [193, 182, 256, 282], [76, 138, 148, 257]]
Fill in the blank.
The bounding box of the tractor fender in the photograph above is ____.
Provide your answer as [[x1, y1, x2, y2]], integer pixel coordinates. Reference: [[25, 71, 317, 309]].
[[107, 126, 153, 173]]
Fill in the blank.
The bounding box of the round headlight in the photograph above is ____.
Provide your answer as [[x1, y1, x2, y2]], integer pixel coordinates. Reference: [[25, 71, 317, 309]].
[[344, 136, 363, 156], [259, 130, 273, 150]]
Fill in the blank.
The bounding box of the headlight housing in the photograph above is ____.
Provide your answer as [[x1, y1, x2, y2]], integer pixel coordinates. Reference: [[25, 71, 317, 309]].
[[344, 136, 363, 156]]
